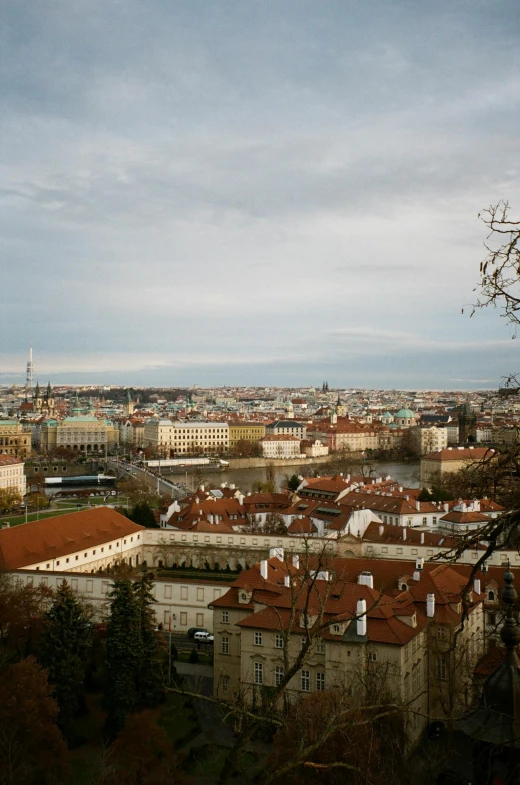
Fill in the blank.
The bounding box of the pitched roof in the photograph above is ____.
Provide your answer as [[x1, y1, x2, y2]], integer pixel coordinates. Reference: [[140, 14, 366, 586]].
[[422, 447, 495, 462], [0, 507, 144, 570], [0, 454, 24, 467]]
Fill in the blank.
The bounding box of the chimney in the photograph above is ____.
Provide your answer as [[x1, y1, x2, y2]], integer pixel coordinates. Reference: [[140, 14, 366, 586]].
[[230, 483, 236, 490], [416, 557, 424, 570], [238, 494, 244, 505], [284, 575, 290, 587], [356, 599, 367, 636], [482, 561, 488, 574], [378, 524, 384, 537], [420, 532, 425, 544], [358, 571, 374, 589], [292, 554, 299, 569], [200, 484, 205, 491], [402, 528, 407, 541], [443, 503, 449, 513], [474, 578, 481, 595], [413, 570, 421, 582], [426, 593, 435, 618], [416, 500, 421, 511], [260, 560, 268, 580], [399, 486, 403, 492]]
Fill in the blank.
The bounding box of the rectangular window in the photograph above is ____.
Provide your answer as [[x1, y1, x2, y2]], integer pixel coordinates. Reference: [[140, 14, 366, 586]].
[[222, 675, 229, 693], [316, 672, 325, 691], [316, 639, 325, 654], [254, 662, 263, 685], [254, 632, 263, 646], [102, 581, 110, 595], [196, 613, 204, 627], [180, 612, 187, 626], [301, 670, 310, 692], [368, 650, 377, 662], [86, 580, 93, 593], [164, 585, 172, 600], [221, 636, 229, 654], [197, 588, 204, 602], [181, 586, 188, 600], [275, 633, 283, 649], [275, 666, 284, 686], [222, 611, 229, 623], [436, 657, 447, 681]]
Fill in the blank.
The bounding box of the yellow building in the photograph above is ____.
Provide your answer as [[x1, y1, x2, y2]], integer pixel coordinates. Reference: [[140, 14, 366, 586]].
[[0, 420, 32, 458], [40, 415, 119, 454], [228, 422, 266, 450]]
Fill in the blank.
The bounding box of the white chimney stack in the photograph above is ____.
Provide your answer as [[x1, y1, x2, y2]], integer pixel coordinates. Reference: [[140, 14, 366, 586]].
[[413, 570, 421, 582], [358, 571, 374, 589], [426, 593, 435, 618], [356, 599, 367, 636], [420, 532, 425, 544], [416, 557, 424, 570], [260, 560, 268, 580], [416, 500, 421, 511], [238, 494, 244, 505], [378, 524, 384, 537], [474, 578, 481, 595], [402, 528, 407, 541], [292, 554, 299, 569], [284, 575, 290, 587]]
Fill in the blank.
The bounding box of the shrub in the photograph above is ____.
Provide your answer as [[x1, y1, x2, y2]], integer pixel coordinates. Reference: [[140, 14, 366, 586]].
[[188, 649, 199, 664]]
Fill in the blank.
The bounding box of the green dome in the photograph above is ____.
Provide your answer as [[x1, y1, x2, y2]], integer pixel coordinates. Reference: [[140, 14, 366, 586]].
[[395, 408, 415, 419]]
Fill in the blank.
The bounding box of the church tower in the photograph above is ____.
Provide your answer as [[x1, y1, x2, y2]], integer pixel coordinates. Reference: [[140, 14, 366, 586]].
[[459, 402, 477, 444], [125, 390, 135, 416]]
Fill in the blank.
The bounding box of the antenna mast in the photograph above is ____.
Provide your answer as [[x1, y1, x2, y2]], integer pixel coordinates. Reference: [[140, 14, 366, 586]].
[[26, 347, 34, 390]]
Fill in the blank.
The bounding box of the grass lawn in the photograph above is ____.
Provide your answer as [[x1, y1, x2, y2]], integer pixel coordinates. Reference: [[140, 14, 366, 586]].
[[176, 649, 213, 665], [158, 691, 201, 747], [0, 508, 84, 527], [187, 745, 258, 779]]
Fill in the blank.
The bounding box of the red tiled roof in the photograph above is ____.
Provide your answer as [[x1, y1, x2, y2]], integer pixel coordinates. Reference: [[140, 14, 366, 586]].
[[0, 507, 144, 570]]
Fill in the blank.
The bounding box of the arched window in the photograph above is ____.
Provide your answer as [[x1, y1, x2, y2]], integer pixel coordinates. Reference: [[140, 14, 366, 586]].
[[488, 590, 495, 601]]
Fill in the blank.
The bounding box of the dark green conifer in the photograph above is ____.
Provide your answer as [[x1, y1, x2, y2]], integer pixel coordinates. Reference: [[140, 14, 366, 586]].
[[133, 573, 166, 707], [38, 581, 91, 745], [103, 578, 144, 740]]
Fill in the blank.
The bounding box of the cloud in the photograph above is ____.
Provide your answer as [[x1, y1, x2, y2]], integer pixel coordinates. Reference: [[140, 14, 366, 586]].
[[1, 0, 520, 387]]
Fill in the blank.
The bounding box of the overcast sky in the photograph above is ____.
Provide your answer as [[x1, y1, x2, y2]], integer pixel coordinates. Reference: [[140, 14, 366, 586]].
[[1, 0, 519, 389]]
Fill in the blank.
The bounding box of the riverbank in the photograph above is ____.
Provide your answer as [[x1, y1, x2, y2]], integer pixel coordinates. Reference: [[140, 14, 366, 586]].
[[226, 455, 332, 469]]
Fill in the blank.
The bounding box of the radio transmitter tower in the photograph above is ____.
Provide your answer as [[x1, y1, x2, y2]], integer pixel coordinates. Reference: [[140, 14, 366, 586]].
[[26, 347, 34, 390]]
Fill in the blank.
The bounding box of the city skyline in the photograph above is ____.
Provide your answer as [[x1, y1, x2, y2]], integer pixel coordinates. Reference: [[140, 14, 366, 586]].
[[2, 0, 519, 388]]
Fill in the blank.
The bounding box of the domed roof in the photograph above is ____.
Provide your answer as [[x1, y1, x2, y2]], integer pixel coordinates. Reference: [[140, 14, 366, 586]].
[[395, 408, 415, 419], [381, 411, 393, 420]]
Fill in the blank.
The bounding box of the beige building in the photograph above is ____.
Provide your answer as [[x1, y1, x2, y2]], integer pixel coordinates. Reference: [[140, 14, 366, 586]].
[[0, 454, 26, 500], [408, 425, 448, 457], [143, 419, 229, 457], [39, 415, 119, 454], [0, 420, 31, 458], [260, 435, 301, 459], [420, 446, 495, 485], [210, 553, 485, 743]]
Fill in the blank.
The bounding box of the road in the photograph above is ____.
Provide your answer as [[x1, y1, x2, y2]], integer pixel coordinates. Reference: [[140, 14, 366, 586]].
[[161, 631, 214, 652]]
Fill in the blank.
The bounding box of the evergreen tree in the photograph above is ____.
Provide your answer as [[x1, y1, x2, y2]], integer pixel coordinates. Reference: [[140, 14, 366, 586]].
[[133, 573, 166, 706], [129, 501, 159, 528], [103, 579, 144, 740], [38, 581, 91, 745]]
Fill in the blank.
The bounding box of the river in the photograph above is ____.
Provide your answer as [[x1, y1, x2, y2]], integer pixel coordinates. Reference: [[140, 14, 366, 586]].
[[180, 460, 420, 494]]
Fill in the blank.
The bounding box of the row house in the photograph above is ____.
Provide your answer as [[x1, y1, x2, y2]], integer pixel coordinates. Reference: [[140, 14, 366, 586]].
[[210, 553, 486, 744]]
